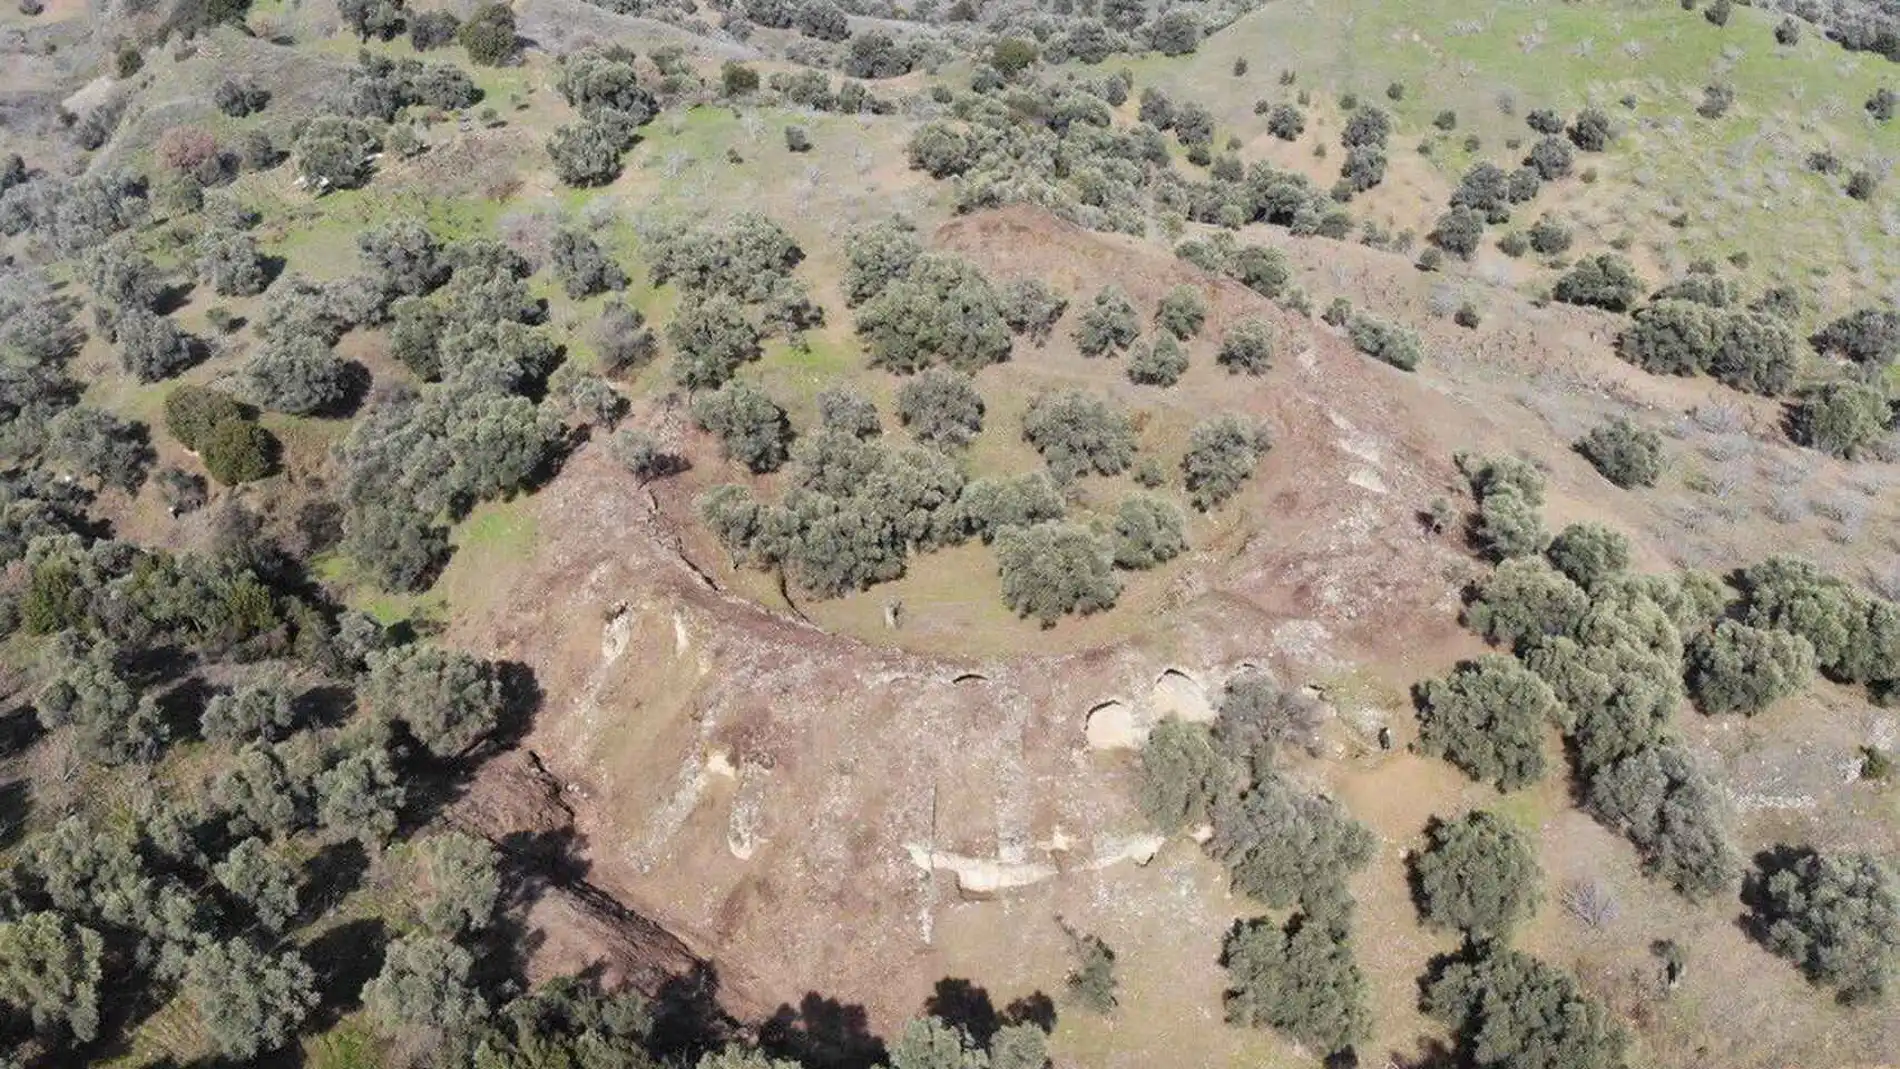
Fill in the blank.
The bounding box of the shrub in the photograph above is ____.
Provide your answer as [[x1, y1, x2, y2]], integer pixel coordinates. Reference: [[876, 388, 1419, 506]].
[[409, 9, 460, 49], [1416, 655, 1560, 790], [293, 115, 380, 191], [994, 522, 1120, 625], [1422, 946, 1627, 1069], [1216, 319, 1274, 375], [1021, 390, 1136, 480], [1155, 285, 1207, 340], [991, 37, 1039, 75], [1554, 254, 1642, 312], [1210, 771, 1374, 910], [114, 310, 198, 382], [906, 122, 971, 178], [244, 337, 350, 416], [546, 118, 635, 187], [1567, 107, 1612, 150], [458, 2, 517, 64], [1586, 744, 1737, 897], [1063, 927, 1119, 1013], [1463, 557, 1590, 650], [47, 407, 152, 493], [164, 386, 246, 452], [1111, 495, 1185, 569], [1073, 287, 1140, 357], [1138, 720, 1227, 832], [1748, 849, 1900, 1002], [1150, 9, 1201, 55], [1346, 313, 1421, 370], [670, 295, 762, 390], [1686, 620, 1815, 715], [783, 125, 811, 153], [213, 79, 269, 117], [1812, 306, 1900, 365], [895, 368, 984, 450], [692, 381, 790, 473], [1472, 487, 1548, 560], [1527, 214, 1572, 255], [200, 418, 277, 485], [1412, 810, 1542, 938], [1789, 380, 1890, 458], [1127, 334, 1188, 386], [1267, 104, 1305, 140], [721, 61, 760, 96], [1546, 523, 1631, 590], [1619, 299, 1719, 376], [1183, 415, 1265, 510], [1578, 417, 1663, 488], [1222, 910, 1370, 1057]]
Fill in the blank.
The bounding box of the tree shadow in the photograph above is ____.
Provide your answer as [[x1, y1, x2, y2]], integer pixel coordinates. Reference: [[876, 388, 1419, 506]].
[[152, 675, 216, 745], [303, 917, 390, 1030], [1385, 1038, 1457, 1069], [496, 825, 592, 911], [291, 683, 356, 732], [648, 961, 734, 1063], [152, 281, 196, 316], [1002, 990, 1056, 1033], [0, 703, 45, 759], [298, 838, 371, 923], [924, 977, 1000, 1046], [759, 992, 888, 1069], [0, 780, 31, 851]]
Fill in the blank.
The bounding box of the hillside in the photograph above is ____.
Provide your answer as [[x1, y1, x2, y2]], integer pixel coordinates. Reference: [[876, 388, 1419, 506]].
[[0, 0, 1898, 1066]]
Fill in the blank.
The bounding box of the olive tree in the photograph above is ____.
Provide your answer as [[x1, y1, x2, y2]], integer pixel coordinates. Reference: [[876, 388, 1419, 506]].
[[1182, 415, 1266, 510], [1210, 772, 1374, 910], [1138, 719, 1228, 833], [1462, 557, 1590, 650], [115, 309, 198, 382], [362, 645, 505, 758], [1411, 810, 1542, 937], [1128, 333, 1188, 385], [1546, 522, 1631, 590], [244, 337, 350, 416], [363, 934, 485, 1043], [1216, 319, 1273, 375], [1586, 744, 1737, 898], [1073, 287, 1140, 357], [1789, 380, 1890, 459], [184, 940, 318, 1060], [195, 229, 271, 297], [1112, 495, 1185, 569], [692, 381, 791, 473], [0, 912, 105, 1045], [994, 522, 1121, 625], [895, 368, 984, 450], [1577, 417, 1663, 488], [1021, 390, 1136, 480], [1748, 849, 1900, 1002], [1686, 620, 1815, 716], [212, 838, 300, 932], [201, 682, 297, 743], [1422, 946, 1627, 1069], [412, 830, 501, 935], [549, 228, 628, 299], [1222, 909, 1369, 1057], [1155, 285, 1207, 340], [1415, 655, 1560, 790]]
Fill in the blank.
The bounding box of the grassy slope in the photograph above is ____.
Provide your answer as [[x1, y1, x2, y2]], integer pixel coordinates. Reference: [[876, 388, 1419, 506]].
[[1121, 0, 1900, 311]]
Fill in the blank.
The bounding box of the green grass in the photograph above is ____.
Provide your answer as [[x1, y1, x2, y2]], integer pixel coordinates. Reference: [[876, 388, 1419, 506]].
[[303, 1021, 387, 1069], [1112, 0, 1900, 306]]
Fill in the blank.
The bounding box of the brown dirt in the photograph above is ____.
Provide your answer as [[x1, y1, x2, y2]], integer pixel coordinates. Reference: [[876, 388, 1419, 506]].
[[445, 205, 1899, 1065]]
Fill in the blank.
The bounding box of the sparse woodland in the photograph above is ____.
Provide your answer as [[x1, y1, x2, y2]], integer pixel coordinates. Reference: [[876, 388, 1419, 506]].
[[0, 0, 1898, 1063]]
